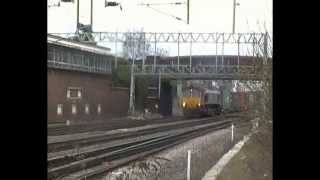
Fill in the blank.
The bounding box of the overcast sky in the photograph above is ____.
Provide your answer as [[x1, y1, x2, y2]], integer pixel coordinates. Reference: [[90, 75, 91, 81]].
[[48, 0, 272, 55]]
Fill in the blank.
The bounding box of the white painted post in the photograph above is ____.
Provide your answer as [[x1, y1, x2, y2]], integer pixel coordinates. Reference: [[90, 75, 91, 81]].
[[178, 33, 180, 72], [231, 123, 234, 142], [187, 150, 191, 180]]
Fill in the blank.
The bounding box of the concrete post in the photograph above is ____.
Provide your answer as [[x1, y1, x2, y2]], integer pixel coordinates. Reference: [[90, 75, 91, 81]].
[[187, 150, 191, 180], [231, 123, 234, 142]]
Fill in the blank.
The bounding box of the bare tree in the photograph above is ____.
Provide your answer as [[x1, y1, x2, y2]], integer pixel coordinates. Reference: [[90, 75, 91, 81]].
[[239, 32, 272, 123], [122, 29, 151, 60], [122, 30, 169, 60]]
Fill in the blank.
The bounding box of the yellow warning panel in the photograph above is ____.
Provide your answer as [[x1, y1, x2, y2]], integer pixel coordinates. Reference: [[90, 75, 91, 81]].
[[181, 96, 201, 109]]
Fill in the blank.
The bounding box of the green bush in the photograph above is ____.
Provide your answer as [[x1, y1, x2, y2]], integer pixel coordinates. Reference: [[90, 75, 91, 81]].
[[112, 58, 131, 87]]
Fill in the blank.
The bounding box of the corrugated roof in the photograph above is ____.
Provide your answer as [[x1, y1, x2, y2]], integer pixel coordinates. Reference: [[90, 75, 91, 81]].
[[47, 34, 112, 56]]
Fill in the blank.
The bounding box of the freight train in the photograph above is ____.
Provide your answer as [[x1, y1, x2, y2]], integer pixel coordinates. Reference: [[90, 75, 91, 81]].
[[230, 91, 259, 113], [180, 84, 261, 117], [181, 86, 222, 117]]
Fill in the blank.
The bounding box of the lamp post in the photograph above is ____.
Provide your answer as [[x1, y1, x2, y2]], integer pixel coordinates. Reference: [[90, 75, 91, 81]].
[[232, 0, 240, 33], [187, 0, 190, 24], [76, 0, 79, 34], [90, 0, 93, 32]]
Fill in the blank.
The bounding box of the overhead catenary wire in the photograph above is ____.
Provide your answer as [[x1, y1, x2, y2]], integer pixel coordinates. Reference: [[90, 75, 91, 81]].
[[138, 1, 188, 23], [145, 5, 185, 22], [138, 2, 186, 6]]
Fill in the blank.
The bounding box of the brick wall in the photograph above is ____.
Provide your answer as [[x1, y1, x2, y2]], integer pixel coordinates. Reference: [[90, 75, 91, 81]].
[[48, 68, 129, 123]]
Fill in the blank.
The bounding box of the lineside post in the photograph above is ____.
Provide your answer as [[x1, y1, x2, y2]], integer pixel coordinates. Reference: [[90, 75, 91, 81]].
[[231, 123, 234, 142], [187, 150, 191, 180]]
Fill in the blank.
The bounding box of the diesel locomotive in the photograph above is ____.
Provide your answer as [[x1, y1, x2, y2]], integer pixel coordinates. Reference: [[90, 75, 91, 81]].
[[181, 86, 222, 117]]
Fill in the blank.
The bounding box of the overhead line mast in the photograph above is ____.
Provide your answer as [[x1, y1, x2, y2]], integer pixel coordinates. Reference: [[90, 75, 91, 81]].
[[187, 0, 189, 24]]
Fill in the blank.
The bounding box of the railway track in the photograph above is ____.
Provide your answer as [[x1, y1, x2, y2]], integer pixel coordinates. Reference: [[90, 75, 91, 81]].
[[48, 116, 225, 153], [48, 117, 188, 136], [48, 112, 247, 136], [48, 114, 252, 180]]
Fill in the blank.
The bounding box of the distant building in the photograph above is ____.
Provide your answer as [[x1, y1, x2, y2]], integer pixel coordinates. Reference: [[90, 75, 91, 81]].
[[47, 35, 129, 123], [47, 34, 112, 74]]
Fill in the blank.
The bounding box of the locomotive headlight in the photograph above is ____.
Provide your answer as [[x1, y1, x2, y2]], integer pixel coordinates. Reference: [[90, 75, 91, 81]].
[[182, 102, 186, 108]]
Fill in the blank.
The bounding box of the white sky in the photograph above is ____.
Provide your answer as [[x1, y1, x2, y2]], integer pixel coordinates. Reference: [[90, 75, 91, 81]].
[[48, 0, 272, 55], [48, 0, 272, 33]]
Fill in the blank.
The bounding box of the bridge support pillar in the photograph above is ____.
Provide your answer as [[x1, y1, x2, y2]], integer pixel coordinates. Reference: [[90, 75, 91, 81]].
[[172, 80, 183, 116]]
